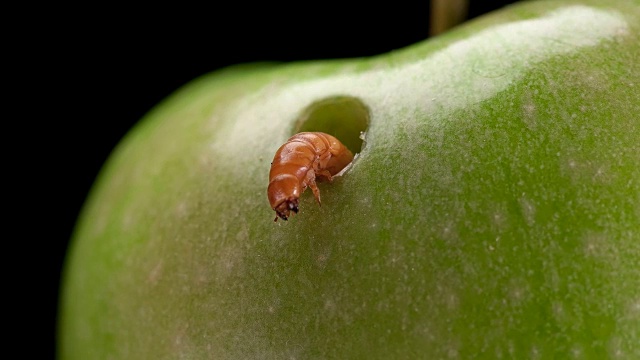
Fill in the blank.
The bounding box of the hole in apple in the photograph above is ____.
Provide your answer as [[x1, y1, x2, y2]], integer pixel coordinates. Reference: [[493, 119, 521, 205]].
[[293, 96, 370, 154]]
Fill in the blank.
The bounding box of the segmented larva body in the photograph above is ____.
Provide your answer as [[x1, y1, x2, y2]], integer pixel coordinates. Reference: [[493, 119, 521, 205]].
[[268, 132, 354, 221]]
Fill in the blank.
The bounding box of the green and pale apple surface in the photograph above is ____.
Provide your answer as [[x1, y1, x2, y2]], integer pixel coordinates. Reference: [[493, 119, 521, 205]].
[[60, 0, 640, 358]]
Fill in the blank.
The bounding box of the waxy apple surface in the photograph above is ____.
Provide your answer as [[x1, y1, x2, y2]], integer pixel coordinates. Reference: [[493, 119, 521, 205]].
[[60, 0, 640, 358]]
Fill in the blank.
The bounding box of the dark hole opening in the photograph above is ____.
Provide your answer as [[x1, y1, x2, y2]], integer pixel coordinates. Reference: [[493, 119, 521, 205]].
[[293, 96, 370, 154]]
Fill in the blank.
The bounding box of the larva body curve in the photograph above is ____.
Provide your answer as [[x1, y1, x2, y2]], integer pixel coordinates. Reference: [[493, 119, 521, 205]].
[[268, 132, 354, 221]]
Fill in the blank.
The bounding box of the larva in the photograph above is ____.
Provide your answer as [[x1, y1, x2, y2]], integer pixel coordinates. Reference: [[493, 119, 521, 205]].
[[268, 132, 354, 221]]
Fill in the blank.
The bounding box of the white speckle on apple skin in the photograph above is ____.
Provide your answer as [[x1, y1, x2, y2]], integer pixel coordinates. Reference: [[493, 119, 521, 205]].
[[570, 345, 584, 359], [608, 337, 625, 359], [530, 345, 542, 359], [550, 302, 564, 324], [147, 260, 163, 286], [518, 196, 536, 227], [628, 297, 640, 318], [174, 201, 188, 218]]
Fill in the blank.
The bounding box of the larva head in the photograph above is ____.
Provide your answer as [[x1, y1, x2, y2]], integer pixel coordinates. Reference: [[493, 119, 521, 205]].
[[273, 197, 299, 221], [268, 174, 301, 221]]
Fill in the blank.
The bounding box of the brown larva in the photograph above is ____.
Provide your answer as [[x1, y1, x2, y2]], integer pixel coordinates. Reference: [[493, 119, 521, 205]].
[[268, 132, 354, 221]]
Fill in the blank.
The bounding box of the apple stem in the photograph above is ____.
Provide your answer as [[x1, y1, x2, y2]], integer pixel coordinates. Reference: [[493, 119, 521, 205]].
[[430, 0, 469, 36]]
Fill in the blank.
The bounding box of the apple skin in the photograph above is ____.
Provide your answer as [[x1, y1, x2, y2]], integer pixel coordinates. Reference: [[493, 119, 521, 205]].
[[60, 0, 640, 358]]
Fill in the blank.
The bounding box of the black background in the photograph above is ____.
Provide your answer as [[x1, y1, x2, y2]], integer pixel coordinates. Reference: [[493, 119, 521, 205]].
[[43, 2, 517, 358]]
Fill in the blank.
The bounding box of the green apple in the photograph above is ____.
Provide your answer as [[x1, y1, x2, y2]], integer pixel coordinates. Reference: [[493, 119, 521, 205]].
[[59, 0, 640, 358]]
